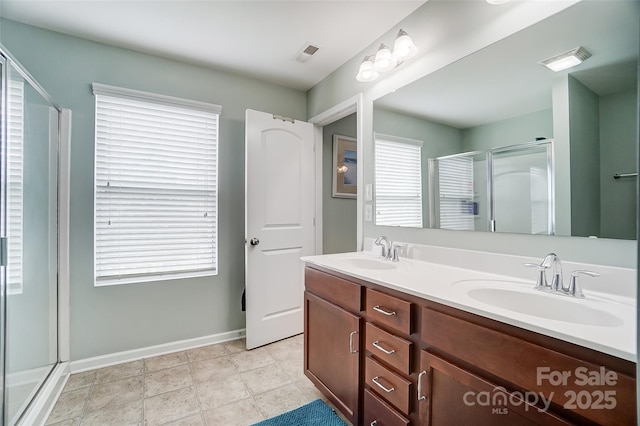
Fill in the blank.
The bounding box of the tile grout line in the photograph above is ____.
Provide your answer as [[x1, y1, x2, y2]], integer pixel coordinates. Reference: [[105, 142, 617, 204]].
[[50, 337, 310, 426]]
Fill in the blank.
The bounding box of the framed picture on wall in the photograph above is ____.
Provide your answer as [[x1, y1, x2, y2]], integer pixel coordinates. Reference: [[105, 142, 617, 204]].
[[332, 134, 357, 198]]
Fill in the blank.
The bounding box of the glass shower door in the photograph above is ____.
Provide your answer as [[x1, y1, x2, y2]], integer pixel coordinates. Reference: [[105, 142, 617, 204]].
[[2, 61, 59, 425], [429, 151, 489, 232], [490, 140, 554, 235]]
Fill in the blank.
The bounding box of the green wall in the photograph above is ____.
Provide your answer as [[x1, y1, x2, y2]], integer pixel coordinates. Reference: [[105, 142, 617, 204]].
[[372, 107, 462, 228], [461, 109, 553, 152], [569, 76, 601, 238], [1, 19, 307, 360], [600, 89, 638, 239], [322, 114, 357, 254]]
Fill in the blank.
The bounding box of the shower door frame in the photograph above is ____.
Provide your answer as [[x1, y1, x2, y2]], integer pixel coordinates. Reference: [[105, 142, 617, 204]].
[[0, 44, 68, 426], [488, 139, 556, 236], [429, 139, 556, 235]]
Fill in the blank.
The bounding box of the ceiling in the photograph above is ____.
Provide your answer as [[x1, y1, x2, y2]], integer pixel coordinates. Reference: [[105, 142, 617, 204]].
[[0, 0, 426, 91], [375, 0, 639, 129]]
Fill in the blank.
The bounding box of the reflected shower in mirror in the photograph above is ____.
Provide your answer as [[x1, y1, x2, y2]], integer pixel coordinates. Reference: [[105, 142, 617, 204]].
[[372, 0, 638, 240]]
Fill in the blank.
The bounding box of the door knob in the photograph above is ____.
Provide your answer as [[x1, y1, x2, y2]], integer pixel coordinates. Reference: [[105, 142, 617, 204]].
[[249, 238, 260, 246]]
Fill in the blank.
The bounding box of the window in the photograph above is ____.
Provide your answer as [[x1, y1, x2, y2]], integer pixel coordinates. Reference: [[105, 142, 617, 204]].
[[93, 84, 221, 285], [374, 134, 423, 227], [2, 79, 24, 294], [437, 154, 475, 231]]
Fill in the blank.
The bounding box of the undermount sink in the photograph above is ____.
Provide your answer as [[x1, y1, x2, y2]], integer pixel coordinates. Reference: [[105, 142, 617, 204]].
[[453, 280, 624, 327], [336, 257, 397, 270]]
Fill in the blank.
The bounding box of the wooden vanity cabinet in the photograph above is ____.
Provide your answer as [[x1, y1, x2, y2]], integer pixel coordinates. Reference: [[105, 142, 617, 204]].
[[417, 350, 570, 425], [304, 266, 637, 426], [304, 269, 363, 426]]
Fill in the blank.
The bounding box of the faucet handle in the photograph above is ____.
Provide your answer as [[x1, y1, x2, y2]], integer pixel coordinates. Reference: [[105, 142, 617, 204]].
[[523, 262, 550, 289], [567, 270, 601, 298], [391, 243, 403, 262]]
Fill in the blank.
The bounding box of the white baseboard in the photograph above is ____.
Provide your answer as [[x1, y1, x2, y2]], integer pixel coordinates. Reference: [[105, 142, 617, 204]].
[[18, 362, 69, 426], [70, 329, 246, 373], [6, 365, 55, 388]]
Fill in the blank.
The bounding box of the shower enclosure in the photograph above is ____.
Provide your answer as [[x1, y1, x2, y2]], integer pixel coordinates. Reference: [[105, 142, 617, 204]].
[[429, 139, 555, 235], [1, 47, 61, 424]]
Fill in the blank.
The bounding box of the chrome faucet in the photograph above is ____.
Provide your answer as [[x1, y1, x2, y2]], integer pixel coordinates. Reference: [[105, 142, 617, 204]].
[[542, 253, 563, 292], [524, 252, 560, 290], [374, 236, 392, 259], [525, 253, 599, 298]]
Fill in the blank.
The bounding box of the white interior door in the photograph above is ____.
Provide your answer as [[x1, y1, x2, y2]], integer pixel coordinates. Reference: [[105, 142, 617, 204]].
[[245, 109, 315, 349]]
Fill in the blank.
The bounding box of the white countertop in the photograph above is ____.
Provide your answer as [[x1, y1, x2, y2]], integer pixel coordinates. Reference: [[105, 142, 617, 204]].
[[302, 250, 637, 362]]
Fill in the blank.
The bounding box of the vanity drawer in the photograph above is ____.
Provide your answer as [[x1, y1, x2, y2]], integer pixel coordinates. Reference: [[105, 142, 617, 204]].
[[421, 307, 636, 426], [365, 322, 412, 374], [363, 388, 410, 426], [305, 267, 361, 312], [365, 356, 412, 415], [366, 289, 412, 335]]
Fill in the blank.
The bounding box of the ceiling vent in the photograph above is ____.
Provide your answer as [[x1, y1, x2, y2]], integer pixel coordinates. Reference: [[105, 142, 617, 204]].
[[294, 43, 320, 64]]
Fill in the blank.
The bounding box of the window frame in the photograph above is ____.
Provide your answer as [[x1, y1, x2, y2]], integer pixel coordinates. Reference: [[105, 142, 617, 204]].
[[374, 133, 424, 228], [92, 83, 221, 286]]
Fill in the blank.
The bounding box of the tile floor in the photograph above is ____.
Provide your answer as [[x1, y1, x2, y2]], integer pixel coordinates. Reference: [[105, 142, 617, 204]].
[[45, 334, 349, 426]]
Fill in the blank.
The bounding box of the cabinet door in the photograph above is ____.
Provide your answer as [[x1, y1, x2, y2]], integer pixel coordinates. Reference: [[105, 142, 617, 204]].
[[418, 351, 570, 426], [305, 292, 360, 425]]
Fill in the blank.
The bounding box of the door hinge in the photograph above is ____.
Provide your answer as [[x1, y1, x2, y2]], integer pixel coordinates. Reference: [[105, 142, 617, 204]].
[[313, 217, 316, 226], [273, 114, 295, 123]]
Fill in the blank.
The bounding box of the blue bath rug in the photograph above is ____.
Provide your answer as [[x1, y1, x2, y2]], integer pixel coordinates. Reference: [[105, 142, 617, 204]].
[[252, 399, 347, 426]]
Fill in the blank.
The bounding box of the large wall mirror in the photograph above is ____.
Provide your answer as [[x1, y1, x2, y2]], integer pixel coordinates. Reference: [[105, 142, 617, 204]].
[[372, 1, 638, 240]]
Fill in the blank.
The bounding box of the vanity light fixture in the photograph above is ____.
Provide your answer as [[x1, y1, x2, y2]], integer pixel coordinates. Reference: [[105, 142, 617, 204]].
[[539, 46, 592, 72], [356, 29, 417, 82], [373, 44, 397, 72], [356, 55, 379, 82]]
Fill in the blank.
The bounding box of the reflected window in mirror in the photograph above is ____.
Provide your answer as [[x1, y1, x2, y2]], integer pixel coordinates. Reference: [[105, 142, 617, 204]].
[[430, 152, 479, 232], [374, 133, 423, 227], [2, 78, 25, 295]]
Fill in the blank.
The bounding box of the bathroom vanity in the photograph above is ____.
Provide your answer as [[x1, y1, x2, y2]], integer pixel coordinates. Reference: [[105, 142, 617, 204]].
[[302, 248, 636, 426]]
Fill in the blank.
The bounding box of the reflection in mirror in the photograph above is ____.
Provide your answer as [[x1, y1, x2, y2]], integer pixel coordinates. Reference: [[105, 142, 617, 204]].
[[372, 1, 638, 240], [429, 151, 488, 232]]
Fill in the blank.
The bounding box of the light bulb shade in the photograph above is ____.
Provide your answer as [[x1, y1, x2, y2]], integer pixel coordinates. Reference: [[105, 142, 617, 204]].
[[373, 44, 397, 72], [356, 56, 379, 82], [392, 29, 418, 61]]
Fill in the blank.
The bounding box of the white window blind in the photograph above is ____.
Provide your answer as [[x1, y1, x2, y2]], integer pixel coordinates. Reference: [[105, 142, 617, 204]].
[[374, 134, 423, 227], [437, 155, 474, 231], [93, 83, 221, 285], [2, 80, 25, 294]]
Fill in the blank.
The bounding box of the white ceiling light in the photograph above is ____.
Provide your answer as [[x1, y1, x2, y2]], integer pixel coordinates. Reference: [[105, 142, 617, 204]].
[[392, 29, 418, 61], [539, 46, 592, 72], [356, 55, 379, 82], [486, 0, 511, 4], [356, 29, 418, 82], [373, 44, 397, 72]]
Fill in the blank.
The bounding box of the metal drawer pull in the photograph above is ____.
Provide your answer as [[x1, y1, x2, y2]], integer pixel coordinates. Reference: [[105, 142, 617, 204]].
[[417, 370, 427, 401], [372, 341, 395, 355], [372, 376, 395, 393], [370, 421, 378, 426], [372, 305, 396, 316], [349, 331, 358, 354]]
